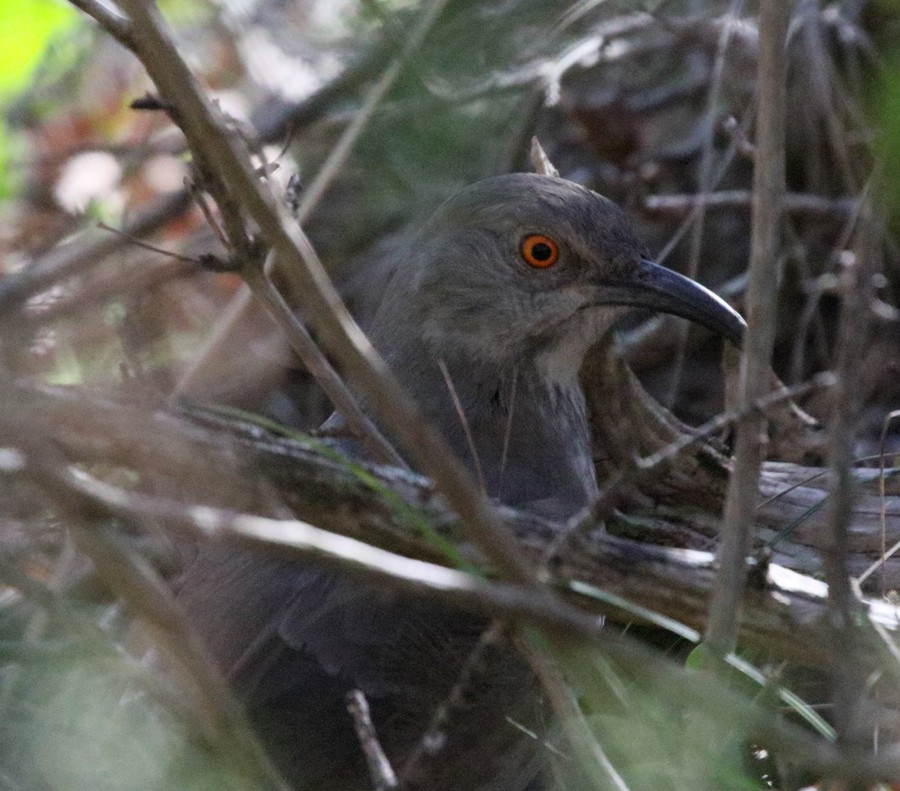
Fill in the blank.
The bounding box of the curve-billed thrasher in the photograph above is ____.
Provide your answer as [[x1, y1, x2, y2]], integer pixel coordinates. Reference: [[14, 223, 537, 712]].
[[177, 173, 745, 789]]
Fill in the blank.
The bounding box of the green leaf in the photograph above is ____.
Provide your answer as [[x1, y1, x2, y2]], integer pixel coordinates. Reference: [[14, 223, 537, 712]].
[[0, 0, 76, 96]]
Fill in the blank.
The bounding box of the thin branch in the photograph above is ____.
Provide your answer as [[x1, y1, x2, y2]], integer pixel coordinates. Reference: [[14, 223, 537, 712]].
[[437, 358, 487, 494], [173, 0, 448, 395], [113, 0, 538, 587], [68, 0, 135, 46], [345, 690, 398, 791], [96, 221, 202, 264], [638, 371, 834, 472], [241, 262, 406, 468], [705, 0, 790, 657], [642, 190, 857, 221], [399, 624, 506, 787], [822, 193, 881, 761], [293, 0, 449, 225], [0, 189, 191, 316]]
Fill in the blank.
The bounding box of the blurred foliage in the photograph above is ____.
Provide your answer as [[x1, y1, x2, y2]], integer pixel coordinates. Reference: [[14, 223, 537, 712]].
[[0, 0, 75, 96], [0, 0, 77, 199]]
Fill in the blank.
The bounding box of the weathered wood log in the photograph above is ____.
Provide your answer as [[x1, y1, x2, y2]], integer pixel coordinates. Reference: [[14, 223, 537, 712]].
[[6, 376, 899, 669]]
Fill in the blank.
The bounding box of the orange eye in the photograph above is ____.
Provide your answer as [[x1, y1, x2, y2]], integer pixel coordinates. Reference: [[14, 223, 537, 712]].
[[520, 234, 559, 268]]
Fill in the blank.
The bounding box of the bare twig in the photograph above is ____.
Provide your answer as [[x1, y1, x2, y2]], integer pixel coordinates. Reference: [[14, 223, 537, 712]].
[[184, 176, 231, 250], [95, 221, 201, 264], [400, 624, 506, 788], [112, 0, 537, 587], [822, 196, 881, 762], [345, 690, 398, 791], [642, 190, 857, 221], [29, 451, 610, 636], [293, 0, 449, 225], [68, 0, 134, 45], [665, 0, 745, 409], [173, 0, 449, 396], [242, 261, 406, 468], [0, 189, 191, 316], [437, 358, 487, 494], [705, 0, 790, 657], [638, 371, 834, 472]]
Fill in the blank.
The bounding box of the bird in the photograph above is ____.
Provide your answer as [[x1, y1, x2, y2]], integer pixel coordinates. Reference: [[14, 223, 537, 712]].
[[175, 172, 746, 790]]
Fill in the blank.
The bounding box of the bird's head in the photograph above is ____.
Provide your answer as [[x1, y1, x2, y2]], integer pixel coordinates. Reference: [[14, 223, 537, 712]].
[[386, 173, 745, 378]]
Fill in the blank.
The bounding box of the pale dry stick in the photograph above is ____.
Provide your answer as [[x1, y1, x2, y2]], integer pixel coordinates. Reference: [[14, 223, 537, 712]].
[[113, 0, 535, 586], [49, 459, 606, 637], [173, 0, 449, 396], [242, 263, 405, 468], [643, 190, 858, 221], [705, 0, 790, 658], [345, 690, 398, 791], [530, 137, 560, 178], [855, 409, 900, 588], [437, 358, 487, 495], [666, 0, 745, 410]]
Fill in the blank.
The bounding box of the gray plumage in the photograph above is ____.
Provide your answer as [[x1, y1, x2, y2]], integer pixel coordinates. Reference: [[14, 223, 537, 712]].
[[176, 173, 745, 790]]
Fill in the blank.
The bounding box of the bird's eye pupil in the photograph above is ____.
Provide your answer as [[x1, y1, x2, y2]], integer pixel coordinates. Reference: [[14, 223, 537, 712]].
[[532, 243, 552, 260]]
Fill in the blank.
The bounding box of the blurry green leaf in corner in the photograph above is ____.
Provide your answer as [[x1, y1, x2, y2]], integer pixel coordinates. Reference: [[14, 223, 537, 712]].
[[0, 0, 77, 199]]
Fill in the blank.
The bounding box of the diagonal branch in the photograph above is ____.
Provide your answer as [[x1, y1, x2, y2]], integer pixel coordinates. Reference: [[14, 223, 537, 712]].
[[109, 0, 539, 588]]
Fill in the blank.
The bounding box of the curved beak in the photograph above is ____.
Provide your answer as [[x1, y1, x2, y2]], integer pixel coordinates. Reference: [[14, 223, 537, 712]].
[[596, 258, 745, 347]]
